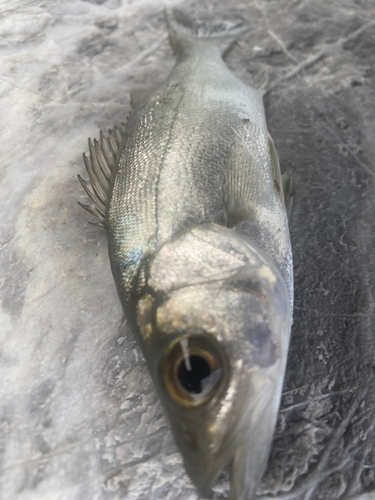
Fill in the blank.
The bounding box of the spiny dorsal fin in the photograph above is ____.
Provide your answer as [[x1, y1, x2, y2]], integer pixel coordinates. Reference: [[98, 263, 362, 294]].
[[77, 123, 126, 228]]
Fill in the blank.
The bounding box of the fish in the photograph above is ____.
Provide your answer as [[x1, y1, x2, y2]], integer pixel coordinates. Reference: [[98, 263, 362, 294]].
[[78, 9, 293, 500]]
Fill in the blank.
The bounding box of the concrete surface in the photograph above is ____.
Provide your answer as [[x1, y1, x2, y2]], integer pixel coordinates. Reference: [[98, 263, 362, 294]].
[[1, 0, 375, 499]]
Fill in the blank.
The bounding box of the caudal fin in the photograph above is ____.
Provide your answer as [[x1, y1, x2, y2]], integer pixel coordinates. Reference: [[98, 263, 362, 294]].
[[165, 9, 249, 55]]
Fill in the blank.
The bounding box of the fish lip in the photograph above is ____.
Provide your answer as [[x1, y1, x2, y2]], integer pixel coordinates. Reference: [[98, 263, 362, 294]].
[[182, 453, 233, 498], [164, 365, 280, 500], [193, 473, 221, 498]]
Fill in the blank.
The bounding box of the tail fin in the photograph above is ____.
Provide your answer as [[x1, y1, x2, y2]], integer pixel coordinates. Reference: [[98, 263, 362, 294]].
[[165, 9, 249, 55]]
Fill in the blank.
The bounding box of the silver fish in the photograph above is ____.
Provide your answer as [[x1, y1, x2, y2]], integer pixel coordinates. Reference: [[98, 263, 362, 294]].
[[78, 9, 293, 500]]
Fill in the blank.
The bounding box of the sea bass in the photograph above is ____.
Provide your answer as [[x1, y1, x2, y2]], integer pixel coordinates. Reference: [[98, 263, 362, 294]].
[[78, 10, 293, 500]]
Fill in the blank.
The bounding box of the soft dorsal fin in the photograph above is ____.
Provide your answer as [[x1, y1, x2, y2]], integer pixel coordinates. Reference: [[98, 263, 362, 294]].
[[130, 87, 156, 108], [78, 123, 126, 229]]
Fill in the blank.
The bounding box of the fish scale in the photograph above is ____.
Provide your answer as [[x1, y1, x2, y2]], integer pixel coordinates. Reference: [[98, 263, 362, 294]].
[[79, 9, 293, 500]]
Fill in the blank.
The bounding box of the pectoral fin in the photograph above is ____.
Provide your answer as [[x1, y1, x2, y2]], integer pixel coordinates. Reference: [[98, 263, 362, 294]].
[[268, 134, 293, 218], [268, 134, 283, 200], [282, 171, 293, 219], [225, 146, 259, 227]]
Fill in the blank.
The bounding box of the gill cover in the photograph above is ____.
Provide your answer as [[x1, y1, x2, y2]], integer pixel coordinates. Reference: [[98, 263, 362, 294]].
[[135, 224, 291, 499]]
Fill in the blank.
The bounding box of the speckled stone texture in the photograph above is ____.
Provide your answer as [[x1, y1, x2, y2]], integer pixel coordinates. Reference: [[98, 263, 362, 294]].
[[1, 1, 375, 499]]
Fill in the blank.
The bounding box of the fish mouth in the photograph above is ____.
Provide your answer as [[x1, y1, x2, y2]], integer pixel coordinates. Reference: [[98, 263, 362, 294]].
[[165, 365, 281, 500], [229, 403, 279, 500]]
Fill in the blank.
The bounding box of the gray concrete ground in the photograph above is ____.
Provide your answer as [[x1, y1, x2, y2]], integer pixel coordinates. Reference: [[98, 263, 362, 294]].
[[1, 0, 375, 499]]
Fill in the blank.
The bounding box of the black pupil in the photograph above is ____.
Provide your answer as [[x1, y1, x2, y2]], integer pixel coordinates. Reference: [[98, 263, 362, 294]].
[[177, 355, 211, 394]]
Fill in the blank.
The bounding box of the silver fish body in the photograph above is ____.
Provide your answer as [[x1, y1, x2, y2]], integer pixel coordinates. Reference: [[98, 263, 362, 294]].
[[80, 10, 293, 500]]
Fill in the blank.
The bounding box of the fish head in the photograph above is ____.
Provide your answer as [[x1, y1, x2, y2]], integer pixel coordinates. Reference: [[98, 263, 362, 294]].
[[135, 224, 291, 499]]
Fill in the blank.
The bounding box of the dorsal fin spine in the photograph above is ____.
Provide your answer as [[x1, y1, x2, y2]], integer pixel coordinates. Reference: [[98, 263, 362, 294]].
[[114, 125, 122, 145], [83, 152, 107, 204], [88, 139, 110, 194], [77, 202, 105, 220], [108, 129, 118, 154], [77, 175, 107, 213], [94, 139, 112, 181], [100, 131, 115, 170]]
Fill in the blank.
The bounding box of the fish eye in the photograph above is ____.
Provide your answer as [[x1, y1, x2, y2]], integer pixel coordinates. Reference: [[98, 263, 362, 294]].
[[177, 354, 211, 394], [161, 333, 228, 408]]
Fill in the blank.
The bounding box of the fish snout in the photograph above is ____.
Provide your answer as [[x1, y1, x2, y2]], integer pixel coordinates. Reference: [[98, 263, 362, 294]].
[[158, 340, 282, 499]]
